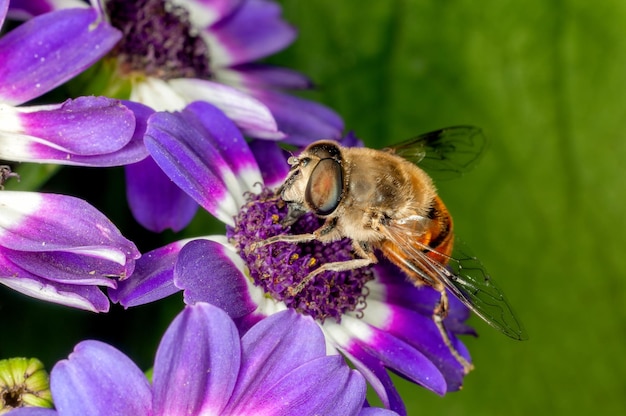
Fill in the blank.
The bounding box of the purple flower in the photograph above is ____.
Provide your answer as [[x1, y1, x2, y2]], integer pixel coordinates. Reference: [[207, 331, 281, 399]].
[[104, 0, 343, 143], [0, 191, 140, 312], [0, 1, 145, 311], [6, 303, 388, 416], [9, 0, 343, 231], [0, 0, 148, 167], [110, 104, 475, 415]]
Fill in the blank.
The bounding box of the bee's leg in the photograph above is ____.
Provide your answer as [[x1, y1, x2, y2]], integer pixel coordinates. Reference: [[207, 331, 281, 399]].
[[289, 251, 377, 295], [433, 287, 474, 374], [246, 232, 317, 254], [246, 218, 338, 254]]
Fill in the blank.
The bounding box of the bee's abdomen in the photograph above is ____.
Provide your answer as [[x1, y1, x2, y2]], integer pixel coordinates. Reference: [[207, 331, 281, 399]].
[[423, 196, 454, 265]]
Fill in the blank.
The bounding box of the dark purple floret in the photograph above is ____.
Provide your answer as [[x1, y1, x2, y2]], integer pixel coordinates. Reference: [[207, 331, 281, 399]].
[[106, 0, 212, 80], [227, 189, 373, 323]]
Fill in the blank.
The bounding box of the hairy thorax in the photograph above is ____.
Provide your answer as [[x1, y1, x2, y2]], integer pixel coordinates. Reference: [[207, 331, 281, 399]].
[[334, 148, 437, 243]]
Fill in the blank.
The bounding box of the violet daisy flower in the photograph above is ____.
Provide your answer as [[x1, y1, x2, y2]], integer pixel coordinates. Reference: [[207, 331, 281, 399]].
[[6, 303, 389, 416], [0, 191, 140, 312], [0, 0, 148, 167], [110, 103, 475, 415], [0, 1, 144, 311], [12, 0, 344, 142], [9, 0, 344, 232]]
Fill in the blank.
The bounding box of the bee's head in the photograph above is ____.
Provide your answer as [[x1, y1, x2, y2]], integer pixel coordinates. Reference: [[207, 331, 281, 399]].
[[280, 141, 345, 217]]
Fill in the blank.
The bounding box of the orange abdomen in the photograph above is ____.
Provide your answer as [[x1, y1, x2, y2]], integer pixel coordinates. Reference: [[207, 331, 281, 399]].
[[378, 195, 454, 289], [421, 195, 454, 265]]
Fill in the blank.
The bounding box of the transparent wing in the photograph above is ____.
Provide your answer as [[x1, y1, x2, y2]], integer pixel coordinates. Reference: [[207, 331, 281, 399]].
[[385, 126, 487, 180], [380, 219, 528, 340]]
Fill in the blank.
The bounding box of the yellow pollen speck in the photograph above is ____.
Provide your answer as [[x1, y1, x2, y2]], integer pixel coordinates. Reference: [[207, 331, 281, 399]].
[[289, 253, 299, 264], [271, 214, 279, 223], [308, 258, 317, 267]]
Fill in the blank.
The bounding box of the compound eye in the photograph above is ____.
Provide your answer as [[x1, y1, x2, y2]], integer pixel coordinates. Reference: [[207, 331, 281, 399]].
[[305, 158, 343, 215], [307, 142, 341, 160]]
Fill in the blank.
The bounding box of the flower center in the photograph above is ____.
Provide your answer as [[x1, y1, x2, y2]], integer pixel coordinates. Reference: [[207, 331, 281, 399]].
[[0, 358, 52, 411], [2, 387, 25, 408], [228, 189, 374, 323], [105, 0, 212, 80]]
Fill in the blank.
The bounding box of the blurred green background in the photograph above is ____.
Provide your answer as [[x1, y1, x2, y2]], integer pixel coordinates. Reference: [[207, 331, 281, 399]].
[[2, 0, 626, 415]]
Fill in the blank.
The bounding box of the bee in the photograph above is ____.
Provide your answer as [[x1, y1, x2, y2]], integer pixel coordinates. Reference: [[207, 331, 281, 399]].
[[253, 126, 527, 373]]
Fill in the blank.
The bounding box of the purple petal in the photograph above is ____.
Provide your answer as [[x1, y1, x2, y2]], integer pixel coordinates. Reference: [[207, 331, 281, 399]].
[[2, 97, 137, 162], [0, 0, 7, 26], [8, 0, 87, 19], [359, 408, 400, 416], [67, 99, 152, 167], [0, 261, 110, 312], [109, 240, 188, 308], [223, 63, 313, 89], [227, 310, 342, 414], [2, 248, 122, 287], [54, 99, 152, 167], [381, 282, 476, 337], [153, 303, 240, 416], [440, 292, 475, 332], [0, 8, 120, 105], [144, 111, 236, 224], [17, 97, 133, 154], [250, 88, 344, 145], [229, 356, 366, 415], [232, 309, 265, 334], [340, 317, 447, 395], [145, 106, 254, 225], [266, 358, 364, 416], [0, 192, 139, 266], [208, 0, 296, 66], [125, 158, 198, 232], [175, 239, 257, 318], [248, 139, 289, 189], [372, 261, 440, 316], [339, 131, 365, 147], [185, 101, 262, 185], [182, 0, 243, 28], [1, 99, 151, 166], [168, 78, 283, 140], [51, 341, 152, 416], [375, 303, 470, 391], [237, 310, 328, 382], [36, 134, 150, 167], [338, 341, 406, 415], [374, 261, 471, 323]]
